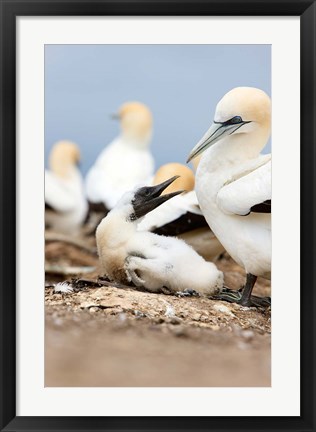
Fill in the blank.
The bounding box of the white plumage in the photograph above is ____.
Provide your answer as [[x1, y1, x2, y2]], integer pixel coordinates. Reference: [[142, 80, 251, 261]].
[[45, 141, 88, 234], [96, 179, 223, 296], [216, 156, 271, 217], [85, 102, 154, 209], [137, 162, 225, 260], [187, 87, 271, 305]]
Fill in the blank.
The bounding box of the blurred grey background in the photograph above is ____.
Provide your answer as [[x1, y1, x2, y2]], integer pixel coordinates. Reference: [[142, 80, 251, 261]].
[[45, 44, 271, 175]]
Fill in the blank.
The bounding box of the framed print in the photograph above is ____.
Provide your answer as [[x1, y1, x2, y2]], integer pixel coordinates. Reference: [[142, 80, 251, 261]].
[[0, 0, 315, 431]]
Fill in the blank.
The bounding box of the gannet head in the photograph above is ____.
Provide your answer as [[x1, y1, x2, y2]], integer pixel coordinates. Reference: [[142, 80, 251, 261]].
[[115, 176, 184, 221], [153, 163, 195, 194], [49, 140, 81, 178], [187, 87, 271, 162], [113, 101, 153, 145]]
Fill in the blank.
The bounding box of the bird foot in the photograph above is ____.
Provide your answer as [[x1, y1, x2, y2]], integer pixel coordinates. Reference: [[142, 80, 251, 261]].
[[176, 289, 200, 298], [125, 268, 145, 287], [211, 287, 271, 308]]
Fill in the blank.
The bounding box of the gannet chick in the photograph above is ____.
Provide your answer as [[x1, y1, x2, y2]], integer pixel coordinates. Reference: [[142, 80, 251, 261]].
[[137, 162, 225, 260], [187, 87, 271, 306], [85, 101, 155, 211], [96, 177, 224, 296], [45, 141, 88, 234]]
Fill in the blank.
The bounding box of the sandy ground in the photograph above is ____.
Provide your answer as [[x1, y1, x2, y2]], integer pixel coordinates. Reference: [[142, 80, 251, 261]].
[[45, 229, 271, 387]]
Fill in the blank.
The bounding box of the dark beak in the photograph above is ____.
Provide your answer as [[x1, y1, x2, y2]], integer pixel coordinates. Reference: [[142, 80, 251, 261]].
[[132, 176, 184, 219]]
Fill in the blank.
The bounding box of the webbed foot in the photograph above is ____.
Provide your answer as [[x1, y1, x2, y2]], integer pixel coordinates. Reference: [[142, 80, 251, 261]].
[[211, 287, 271, 308]]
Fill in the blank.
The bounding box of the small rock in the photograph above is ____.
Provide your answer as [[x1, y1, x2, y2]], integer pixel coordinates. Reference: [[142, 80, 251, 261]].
[[241, 330, 255, 341], [237, 341, 248, 350], [213, 304, 234, 316], [134, 310, 146, 318], [170, 325, 187, 337], [167, 316, 182, 325], [192, 312, 201, 321], [164, 303, 175, 318], [53, 317, 63, 326], [118, 312, 127, 322], [80, 302, 99, 309]]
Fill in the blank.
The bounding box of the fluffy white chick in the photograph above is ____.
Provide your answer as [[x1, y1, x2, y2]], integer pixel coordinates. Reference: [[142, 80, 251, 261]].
[[96, 176, 223, 296]]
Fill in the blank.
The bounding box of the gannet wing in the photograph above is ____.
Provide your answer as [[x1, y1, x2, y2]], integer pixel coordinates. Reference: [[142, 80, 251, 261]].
[[45, 171, 77, 212], [216, 160, 271, 216]]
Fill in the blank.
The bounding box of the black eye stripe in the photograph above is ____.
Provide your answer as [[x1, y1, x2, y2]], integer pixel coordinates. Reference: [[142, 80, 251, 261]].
[[214, 116, 243, 126]]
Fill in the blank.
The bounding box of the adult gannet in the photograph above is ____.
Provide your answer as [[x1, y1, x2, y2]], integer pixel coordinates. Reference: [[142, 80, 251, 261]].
[[45, 141, 88, 234], [85, 101, 155, 211], [96, 177, 223, 296], [137, 162, 225, 260], [187, 87, 271, 306]]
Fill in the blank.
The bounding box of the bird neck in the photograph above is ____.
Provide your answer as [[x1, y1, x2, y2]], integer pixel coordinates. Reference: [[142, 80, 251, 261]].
[[97, 208, 138, 248], [52, 164, 82, 182], [203, 126, 270, 168], [120, 130, 152, 150]]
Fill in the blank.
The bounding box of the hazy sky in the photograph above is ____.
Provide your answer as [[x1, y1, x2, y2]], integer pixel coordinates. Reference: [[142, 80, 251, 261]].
[[45, 44, 271, 175]]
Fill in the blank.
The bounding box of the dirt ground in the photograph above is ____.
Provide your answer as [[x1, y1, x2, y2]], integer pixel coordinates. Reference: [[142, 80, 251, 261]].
[[45, 229, 271, 387]]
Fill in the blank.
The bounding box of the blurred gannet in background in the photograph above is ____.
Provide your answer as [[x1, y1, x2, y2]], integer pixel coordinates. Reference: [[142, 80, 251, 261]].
[[85, 101, 155, 211], [96, 177, 223, 296], [45, 141, 88, 234], [187, 87, 271, 306], [138, 163, 225, 260]]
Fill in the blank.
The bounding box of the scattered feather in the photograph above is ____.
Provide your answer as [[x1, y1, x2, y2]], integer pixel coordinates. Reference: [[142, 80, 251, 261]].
[[54, 282, 74, 294]]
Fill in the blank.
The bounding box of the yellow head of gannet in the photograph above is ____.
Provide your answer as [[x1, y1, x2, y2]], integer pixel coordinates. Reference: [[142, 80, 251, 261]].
[[49, 140, 81, 178], [153, 163, 195, 195], [114, 101, 153, 145], [187, 87, 271, 162]]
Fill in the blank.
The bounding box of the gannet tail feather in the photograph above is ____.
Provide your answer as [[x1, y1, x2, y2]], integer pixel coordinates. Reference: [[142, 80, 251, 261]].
[[250, 199, 271, 214]]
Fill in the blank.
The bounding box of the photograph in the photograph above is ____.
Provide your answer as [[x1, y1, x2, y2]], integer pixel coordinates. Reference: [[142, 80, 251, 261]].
[[44, 43, 272, 387], [2, 0, 315, 428]]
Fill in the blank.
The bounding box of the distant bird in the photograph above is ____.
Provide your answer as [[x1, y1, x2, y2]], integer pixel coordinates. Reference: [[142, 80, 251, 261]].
[[187, 87, 271, 306], [137, 162, 225, 260], [96, 176, 223, 296], [45, 140, 88, 234], [85, 101, 155, 211]]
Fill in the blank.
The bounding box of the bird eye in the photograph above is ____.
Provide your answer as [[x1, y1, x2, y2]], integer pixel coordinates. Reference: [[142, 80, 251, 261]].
[[144, 188, 151, 196], [230, 116, 242, 124]]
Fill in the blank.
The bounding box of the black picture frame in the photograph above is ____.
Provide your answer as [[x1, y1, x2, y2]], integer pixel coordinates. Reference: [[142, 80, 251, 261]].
[[1, 0, 315, 431]]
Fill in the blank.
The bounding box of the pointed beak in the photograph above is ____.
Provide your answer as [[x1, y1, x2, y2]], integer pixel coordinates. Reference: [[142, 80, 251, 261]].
[[187, 121, 248, 163], [132, 176, 184, 219], [111, 113, 120, 120]]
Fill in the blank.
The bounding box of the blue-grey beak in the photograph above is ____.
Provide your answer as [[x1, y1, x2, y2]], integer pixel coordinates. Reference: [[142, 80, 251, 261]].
[[187, 119, 251, 163], [111, 113, 120, 120]]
